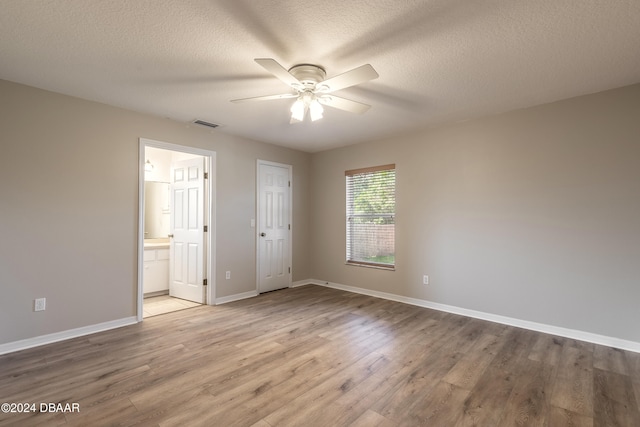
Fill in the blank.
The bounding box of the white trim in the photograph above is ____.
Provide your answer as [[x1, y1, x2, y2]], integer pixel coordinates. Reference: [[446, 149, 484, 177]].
[[5, 282, 637, 355], [301, 279, 640, 354], [215, 290, 259, 305], [256, 160, 293, 294], [138, 141, 145, 322], [138, 138, 217, 322], [292, 279, 313, 288], [0, 317, 138, 355]]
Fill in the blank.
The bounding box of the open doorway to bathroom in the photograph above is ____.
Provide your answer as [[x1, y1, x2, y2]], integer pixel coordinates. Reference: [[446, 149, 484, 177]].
[[138, 139, 216, 320]]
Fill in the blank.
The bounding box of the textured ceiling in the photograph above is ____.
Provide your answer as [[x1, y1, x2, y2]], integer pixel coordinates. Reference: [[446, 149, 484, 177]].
[[1, 0, 639, 152]]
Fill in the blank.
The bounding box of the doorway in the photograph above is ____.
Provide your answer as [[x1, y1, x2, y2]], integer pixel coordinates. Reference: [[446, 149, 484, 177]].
[[137, 139, 216, 321], [256, 160, 292, 293]]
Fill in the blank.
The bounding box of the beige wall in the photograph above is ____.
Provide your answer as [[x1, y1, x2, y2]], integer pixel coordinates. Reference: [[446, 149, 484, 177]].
[[311, 84, 640, 343], [0, 80, 311, 344]]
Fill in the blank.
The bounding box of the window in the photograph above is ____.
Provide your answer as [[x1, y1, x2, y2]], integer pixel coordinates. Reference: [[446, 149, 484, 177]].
[[346, 164, 395, 269]]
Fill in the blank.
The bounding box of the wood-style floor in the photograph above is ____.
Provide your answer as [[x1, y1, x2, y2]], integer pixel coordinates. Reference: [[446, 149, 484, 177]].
[[1, 285, 638, 426]]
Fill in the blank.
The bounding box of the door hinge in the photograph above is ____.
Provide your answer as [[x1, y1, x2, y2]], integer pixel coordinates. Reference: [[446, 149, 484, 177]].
[[288, 181, 291, 187], [288, 224, 291, 230], [204, 225, 208, 232], [204, 172, 208, 179], [203, 279, 208, 286], [288, 267, 291, 274]]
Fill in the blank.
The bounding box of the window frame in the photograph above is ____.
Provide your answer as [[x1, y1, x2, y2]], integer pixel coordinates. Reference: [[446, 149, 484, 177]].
[[345, 164, 396, 270]]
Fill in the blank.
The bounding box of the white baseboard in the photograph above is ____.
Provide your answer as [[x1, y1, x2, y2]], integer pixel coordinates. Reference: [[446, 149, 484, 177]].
[[215, 290, 259, 305], [0, 316, 138, 356], [4, 282, 637, 355], [299, 279, 640, 353], [292, 280, 313, 288]]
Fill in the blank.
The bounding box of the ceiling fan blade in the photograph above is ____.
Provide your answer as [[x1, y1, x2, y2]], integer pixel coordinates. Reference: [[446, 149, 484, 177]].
[[255, 58, 302, 89], [318, 95, 371, 114], [316, 64, 378, 93], [231, 93, 298, 103]]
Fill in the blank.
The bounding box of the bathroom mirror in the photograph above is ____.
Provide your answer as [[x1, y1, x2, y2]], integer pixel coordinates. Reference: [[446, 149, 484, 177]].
[[144, 181, 170, 239]]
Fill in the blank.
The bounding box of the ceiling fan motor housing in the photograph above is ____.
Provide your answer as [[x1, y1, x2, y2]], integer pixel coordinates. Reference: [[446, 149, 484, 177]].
[[288, 64, 326, 88]]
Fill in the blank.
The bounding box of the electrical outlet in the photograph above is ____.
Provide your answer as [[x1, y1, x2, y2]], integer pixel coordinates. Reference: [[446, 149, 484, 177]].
[[225, 271, 231, 280], [34, 298, 46, 311], [423, 275, 429, 285]]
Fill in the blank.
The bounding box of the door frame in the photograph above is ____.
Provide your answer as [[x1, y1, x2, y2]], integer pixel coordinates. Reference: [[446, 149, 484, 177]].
[[137, 138, 216, 321], [256, 159, 293, 293]]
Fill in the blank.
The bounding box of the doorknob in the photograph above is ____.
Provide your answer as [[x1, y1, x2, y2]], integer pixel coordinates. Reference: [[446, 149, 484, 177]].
[[260, 232, 266, 237], [168, 234, 174, 238]]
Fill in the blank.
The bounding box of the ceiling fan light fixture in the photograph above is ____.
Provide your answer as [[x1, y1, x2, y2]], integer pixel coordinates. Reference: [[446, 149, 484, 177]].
[[309, 99, 323, 121], [290, 98, 305, 122], [291, 92, 324, 122]]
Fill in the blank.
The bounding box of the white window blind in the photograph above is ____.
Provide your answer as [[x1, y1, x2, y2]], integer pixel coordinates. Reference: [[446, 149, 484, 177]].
[[346, 164, 395, 268]]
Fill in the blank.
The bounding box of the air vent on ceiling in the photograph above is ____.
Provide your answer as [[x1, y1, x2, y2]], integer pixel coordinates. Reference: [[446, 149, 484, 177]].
[[193, 119, 219, 129]]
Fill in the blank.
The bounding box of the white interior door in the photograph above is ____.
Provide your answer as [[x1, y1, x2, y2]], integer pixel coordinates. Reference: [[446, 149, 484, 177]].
[[258, 162, 291, 293], [170, 157, 205, 303]]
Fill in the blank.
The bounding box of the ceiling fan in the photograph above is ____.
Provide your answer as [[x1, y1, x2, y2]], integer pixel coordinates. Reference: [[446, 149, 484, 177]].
[[231, 58, 379, 123]]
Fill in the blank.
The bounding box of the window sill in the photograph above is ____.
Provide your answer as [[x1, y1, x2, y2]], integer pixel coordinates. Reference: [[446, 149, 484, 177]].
[[345, 261, 395, 271]]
